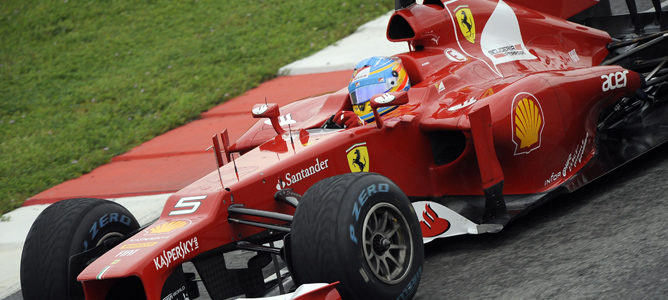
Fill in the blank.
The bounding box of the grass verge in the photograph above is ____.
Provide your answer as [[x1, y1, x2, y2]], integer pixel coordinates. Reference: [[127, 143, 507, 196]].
[[0, 0, 393, 214]]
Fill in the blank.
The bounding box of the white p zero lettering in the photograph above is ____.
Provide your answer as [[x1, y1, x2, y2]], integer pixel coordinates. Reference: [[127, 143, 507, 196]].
[[169, 196, 206, 216], [601, 70, 629, 92]]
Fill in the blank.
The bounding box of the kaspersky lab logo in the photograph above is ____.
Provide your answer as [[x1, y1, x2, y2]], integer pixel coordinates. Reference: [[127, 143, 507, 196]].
[[276, 158, 329, 190]]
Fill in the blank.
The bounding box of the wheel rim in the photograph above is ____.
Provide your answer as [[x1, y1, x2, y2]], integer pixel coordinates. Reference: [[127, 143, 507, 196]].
[[95, 232, 124, 247], [362, 202, 413, 284]]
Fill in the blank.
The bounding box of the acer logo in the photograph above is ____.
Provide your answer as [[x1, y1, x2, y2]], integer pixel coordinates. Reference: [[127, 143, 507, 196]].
[[601, 70, 629, 92]]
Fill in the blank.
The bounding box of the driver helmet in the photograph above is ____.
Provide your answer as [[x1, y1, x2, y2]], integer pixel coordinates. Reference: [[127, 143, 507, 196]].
[[348, 56, 410, 122]]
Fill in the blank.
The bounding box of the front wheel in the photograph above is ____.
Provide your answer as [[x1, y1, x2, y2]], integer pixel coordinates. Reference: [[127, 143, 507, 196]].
[[20, 198, 139, 300], [290, 173, 423, 300]]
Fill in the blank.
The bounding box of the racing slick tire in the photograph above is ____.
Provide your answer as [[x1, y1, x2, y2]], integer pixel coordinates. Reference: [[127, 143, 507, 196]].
[[290, 173, 423, 300], [20, 198, 140, 300]]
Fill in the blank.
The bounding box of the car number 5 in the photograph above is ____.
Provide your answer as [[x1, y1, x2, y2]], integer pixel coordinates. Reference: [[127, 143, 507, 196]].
[[169, 195, 206, 216]]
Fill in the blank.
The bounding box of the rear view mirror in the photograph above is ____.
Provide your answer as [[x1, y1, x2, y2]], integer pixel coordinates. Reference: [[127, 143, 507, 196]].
[[369, 91, 409, 109], [252, 103, 285, 134], [369, 91, 409, 128], [252, 103, 280, 118]]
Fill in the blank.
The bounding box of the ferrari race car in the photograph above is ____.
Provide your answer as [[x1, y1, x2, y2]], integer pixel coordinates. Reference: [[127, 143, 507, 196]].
[[20, 0, 668, 299]]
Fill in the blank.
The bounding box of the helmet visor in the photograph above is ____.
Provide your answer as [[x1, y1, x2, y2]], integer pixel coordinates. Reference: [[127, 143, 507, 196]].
[[350, 82, 388, 105]]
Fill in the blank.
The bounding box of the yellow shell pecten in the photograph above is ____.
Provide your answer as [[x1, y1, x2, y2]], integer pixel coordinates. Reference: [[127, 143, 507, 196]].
[[150, 220, 188, 234], [514, 97, 542, 149]]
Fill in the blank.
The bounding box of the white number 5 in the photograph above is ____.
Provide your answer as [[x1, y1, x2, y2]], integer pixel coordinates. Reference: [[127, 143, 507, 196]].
[[169, 195, 206, 216]]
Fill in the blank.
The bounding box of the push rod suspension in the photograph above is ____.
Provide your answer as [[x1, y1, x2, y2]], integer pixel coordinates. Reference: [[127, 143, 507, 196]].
[[228, 205, 293, 222], [228, 218, 290, 233]]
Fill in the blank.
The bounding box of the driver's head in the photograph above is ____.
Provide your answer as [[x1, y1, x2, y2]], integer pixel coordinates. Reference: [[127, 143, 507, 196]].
[[348, 56, 410, 122]]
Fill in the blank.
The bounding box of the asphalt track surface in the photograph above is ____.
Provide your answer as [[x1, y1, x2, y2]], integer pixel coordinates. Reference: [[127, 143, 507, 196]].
[[414, 142, 668, 299]]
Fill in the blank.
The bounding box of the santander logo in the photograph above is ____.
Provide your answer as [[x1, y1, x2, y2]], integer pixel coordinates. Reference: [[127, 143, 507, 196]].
[[419, 203, 451, 238], [276, 158, 329, 190]]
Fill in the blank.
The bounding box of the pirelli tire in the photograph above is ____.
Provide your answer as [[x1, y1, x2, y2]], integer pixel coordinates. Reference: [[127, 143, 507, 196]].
[[20, 198, 140, 300], [290, 173, 423, 300]]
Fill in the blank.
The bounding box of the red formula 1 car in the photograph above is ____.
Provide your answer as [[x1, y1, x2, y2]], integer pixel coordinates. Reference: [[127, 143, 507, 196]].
[[20, 0, 668, 299]]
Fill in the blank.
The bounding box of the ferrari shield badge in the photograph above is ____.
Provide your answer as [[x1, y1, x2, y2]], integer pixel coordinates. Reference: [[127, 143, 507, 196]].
[[511, 92, 545, 155], [346, 142, 369, 172], [455, 7, 476, 43]]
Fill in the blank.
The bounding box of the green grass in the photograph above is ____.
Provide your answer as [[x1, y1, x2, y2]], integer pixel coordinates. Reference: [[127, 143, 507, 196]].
[[0, 0, 393, 214]]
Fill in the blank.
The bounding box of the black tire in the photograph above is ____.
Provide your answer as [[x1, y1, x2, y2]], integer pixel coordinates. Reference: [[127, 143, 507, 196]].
[[20, 198, 140, 300], [290, 173, 423, 300]]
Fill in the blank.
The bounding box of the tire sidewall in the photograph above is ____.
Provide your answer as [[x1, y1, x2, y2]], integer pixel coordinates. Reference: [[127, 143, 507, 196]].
[[337, 173, 423, 300], [20, 198, 139, 300], [71, 202, 139, 254]]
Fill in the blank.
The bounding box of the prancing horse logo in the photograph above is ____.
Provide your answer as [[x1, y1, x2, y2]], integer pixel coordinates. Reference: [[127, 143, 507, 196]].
[[456, 7, 476, 44], [346, 142, 370, 172]]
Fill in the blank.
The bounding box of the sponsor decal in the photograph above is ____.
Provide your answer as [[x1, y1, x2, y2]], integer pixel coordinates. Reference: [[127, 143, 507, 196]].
[[252, 104, 268, 115], [455, 7, 476, 43], [352, 66, 370, 81], [447, 97, 477, 112], [121, 241, 158, 249], [349, 183, 390, 244], [275, 158, 329, 190], [601, 70, 629, 92], [545, 132, 589, 186], [116, 249, 140, 257], [153, 237, 199, 270], [111, 259, 121, 265], [444, 48, 467, 62], [96, 266, 111, 280], [487, 44, 527, 59], [419, 203, 451, 237], [346, 142, 369, 172], [479, 0, 536, 69], [413, 201, 479, 242], [569, 49, 580, 63], [128, 236, 169, 242], [374, 93, 395, 105], [511, 92, 545, 155], [264, 113, 297, 126], [436, 81, 446, 93], [162, 285, 187, 300], [148, 220, 191, 234]]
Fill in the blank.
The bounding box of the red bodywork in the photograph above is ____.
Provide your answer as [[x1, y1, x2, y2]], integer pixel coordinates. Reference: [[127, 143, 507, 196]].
[[77, 1, 643, 299]]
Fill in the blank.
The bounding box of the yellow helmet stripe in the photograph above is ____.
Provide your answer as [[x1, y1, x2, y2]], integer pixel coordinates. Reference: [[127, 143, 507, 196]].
[[368, 61, 396, 75]]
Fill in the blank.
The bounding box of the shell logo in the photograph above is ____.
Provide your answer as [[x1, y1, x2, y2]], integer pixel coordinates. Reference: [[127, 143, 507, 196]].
[[511, 92, 544, 155], [148, 220, 189, 234]]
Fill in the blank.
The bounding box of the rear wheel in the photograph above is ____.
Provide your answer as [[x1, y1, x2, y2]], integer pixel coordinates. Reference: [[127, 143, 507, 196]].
[[290, 173, 423, 299], [20, 198, 139, 300]]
